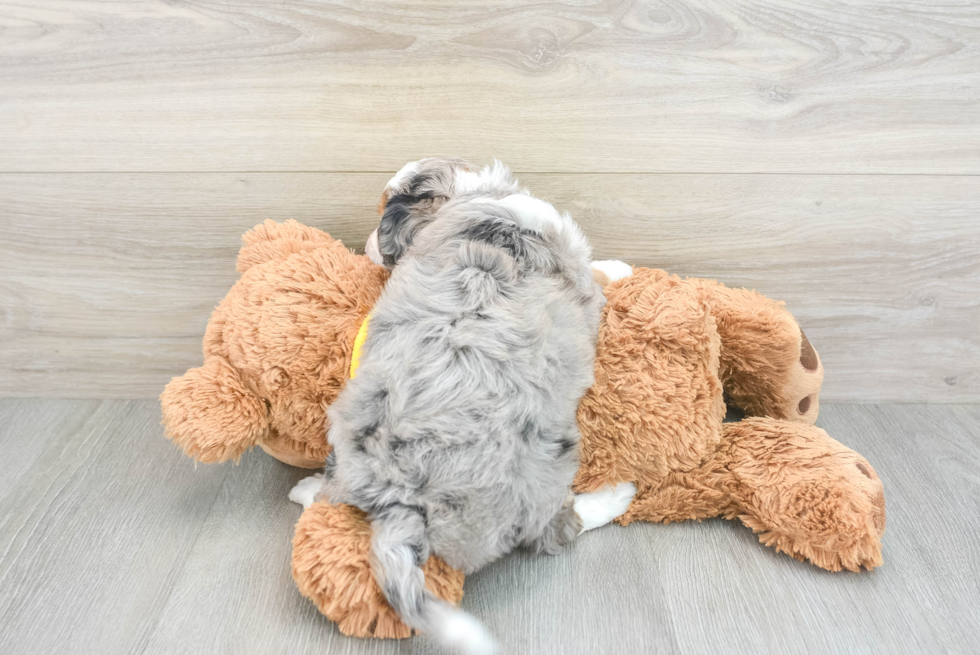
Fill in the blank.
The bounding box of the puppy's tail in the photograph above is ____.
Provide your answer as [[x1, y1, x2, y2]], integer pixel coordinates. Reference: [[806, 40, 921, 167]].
[[371, 504, 498, 655]]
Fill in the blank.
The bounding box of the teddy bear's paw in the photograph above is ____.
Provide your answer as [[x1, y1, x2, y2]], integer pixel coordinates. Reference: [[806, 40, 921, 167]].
[[159, 356, 269, 464], [574, 482, 637, 532], [773, 328, 825, 425], [745, 454, 885, 572], [289, 473, 324, 509]]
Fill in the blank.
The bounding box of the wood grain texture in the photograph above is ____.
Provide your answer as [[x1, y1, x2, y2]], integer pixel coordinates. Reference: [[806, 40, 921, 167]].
[[1, 172, 977, 401], [140, 452, 395, 655], [0, 399, 232, 655], [0, 398, 99, 498], [817, 404, 980, 654], [1, 401, 978, 654], [0, 1, 978, 173], [653, 403, 980, 655]]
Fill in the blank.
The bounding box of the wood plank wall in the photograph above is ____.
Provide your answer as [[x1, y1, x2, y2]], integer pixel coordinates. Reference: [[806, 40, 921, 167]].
[[1, 1, 978, 401]]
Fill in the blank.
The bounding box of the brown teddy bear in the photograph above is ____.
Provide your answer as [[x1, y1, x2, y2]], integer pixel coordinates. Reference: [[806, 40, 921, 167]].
[[161, 219, 886, 640], [161, 219, 388, 468]]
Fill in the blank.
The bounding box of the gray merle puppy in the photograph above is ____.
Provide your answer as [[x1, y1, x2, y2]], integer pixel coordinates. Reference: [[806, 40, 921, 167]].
[[299, 159, 605, 654]]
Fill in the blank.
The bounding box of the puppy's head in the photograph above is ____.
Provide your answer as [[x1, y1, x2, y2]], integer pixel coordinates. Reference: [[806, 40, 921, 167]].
[[365, 158, 518, 267]]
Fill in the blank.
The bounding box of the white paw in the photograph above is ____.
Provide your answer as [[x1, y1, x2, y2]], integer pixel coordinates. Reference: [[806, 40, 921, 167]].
[[591, 260, 633, 283], [288, 473, 324, 509], [574, 482, 637, 533]]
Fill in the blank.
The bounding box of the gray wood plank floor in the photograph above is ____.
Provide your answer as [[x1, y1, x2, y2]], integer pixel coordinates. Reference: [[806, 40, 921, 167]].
[[1, 401, 978, 654]]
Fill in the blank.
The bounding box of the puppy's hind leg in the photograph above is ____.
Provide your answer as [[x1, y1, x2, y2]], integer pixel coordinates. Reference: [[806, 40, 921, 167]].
[[527, 493, 583, 555], [288, 451, 339, 509], [574, 482, 637, 532]]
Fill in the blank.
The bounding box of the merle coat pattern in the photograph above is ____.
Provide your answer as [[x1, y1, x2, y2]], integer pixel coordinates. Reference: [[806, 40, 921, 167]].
[[317, 159, 605, 652]]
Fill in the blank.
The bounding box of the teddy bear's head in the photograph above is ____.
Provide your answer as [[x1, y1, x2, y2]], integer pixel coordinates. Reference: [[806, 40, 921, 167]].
[[160, 220, 388, 468]]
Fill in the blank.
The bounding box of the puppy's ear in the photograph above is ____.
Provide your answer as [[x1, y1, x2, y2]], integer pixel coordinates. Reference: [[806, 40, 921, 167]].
[[376, 186, 449, 268], [376, 190, 419, 267], [376, 158, 479, 267]]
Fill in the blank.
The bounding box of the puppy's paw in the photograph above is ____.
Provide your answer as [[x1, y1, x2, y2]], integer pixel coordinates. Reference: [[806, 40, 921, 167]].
[[288, 473, 324, 509], [574, 482, 637, 532], [591, 260, 633, 285]]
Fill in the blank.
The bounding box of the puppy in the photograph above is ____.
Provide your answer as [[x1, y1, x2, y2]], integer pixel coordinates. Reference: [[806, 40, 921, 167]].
[[314, 159, 605, 653]]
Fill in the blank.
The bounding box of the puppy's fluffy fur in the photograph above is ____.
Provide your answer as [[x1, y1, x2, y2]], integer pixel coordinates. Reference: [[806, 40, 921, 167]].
[[317, 159, 604, 653]]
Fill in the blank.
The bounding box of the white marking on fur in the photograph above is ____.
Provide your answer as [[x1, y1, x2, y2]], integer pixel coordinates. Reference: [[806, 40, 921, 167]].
[[591, 260, 634, 282], [454, 160, 519, 196], [365, 228, 383, 266], [435, 607, 500, 655], [483, 159, 519, 194], [496, 194, 564, 233], [288, 473, 324, 509], [388, 160, 420, 191], [453, 168, 483, 195], [574, 482, 637, 532]]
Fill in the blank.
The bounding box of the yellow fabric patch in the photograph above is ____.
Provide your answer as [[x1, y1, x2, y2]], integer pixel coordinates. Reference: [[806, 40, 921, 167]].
[[349, 314, 372, 379]]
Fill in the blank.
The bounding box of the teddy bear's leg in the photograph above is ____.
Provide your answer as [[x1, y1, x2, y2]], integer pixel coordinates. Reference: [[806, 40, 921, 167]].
[[160, 355, 269, 463], [721, 418, 885, 572], [613, 448, 737, 526], [291, 502, 465, 639], [688, 278, 824, 424], [575, 270, 726, 496]]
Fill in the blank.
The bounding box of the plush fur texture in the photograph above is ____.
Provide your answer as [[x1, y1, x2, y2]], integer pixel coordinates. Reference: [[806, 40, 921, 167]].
[[287, 264, 884, 638], [292, 501, 465, 639], [160, 215, 885, 641], [316, 161, 604, 652], [160, 219, 389, 468], [576, 269, 883, 573]]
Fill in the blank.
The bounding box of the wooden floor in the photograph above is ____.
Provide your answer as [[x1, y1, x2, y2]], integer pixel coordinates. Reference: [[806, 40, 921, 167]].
[[0, 400, 977, 655], [1, 1, 978, 403], [1, 3, 978, 653]]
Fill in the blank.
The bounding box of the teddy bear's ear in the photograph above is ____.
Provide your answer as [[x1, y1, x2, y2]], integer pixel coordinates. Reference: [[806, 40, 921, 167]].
[[160, 356, 269, 463], [237, 219, 349, 274]]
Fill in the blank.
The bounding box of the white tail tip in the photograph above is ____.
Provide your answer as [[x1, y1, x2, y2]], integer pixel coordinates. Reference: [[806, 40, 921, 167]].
[[436, 608, 499, 655]]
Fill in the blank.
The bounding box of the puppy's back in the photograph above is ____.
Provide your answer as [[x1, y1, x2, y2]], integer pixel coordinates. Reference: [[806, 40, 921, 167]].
[[327, 197, 603, 654]]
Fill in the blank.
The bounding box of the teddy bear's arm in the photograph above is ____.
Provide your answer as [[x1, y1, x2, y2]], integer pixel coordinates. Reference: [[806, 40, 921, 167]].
[[160, 355, 270, 463]]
